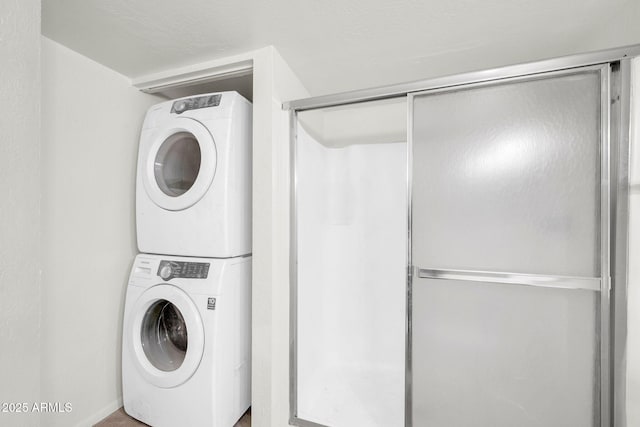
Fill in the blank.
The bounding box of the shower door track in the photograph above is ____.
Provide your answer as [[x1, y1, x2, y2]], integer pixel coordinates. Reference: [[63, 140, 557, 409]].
[[284, 44, 640, 112]]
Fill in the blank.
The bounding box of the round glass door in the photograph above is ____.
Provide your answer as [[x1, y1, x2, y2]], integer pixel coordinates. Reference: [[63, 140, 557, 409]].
[[142, 118, 217, 211], [141, 299, 188, 371], [130, 284, 205, 388], [154, 132, 201, 197]]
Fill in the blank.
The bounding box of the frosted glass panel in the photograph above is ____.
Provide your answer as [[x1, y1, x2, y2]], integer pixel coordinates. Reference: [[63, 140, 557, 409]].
[[412, 71, 601, 276], [412, 278, 598, 427], [295, 98, 407, 427]]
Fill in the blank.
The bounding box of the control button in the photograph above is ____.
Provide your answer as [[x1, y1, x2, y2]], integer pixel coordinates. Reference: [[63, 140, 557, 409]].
[[174, 100, 188, 113], [159, 264, 173, 280]]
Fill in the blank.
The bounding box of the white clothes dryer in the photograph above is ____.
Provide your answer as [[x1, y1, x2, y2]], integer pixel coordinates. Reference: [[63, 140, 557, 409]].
[[136, 91, 252, 258], [122, 254, 251, 427]]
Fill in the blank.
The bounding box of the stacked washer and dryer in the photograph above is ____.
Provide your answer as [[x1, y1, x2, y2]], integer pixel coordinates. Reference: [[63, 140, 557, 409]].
[[122, 92, 252, 427]]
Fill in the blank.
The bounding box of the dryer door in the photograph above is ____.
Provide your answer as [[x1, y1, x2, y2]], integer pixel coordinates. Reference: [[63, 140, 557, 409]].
[[130, 284, 205, 388], [143, 117, 217, 211]]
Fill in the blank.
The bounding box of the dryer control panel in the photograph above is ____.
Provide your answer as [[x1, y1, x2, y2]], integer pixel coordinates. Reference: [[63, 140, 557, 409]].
[[171, 94, 222, 114], [158, 260, 210, 280]]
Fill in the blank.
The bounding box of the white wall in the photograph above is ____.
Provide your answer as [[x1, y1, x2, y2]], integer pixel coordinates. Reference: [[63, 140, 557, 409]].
[[270, 50, 310, 427], [0, 1, 41, 426], [250, 47, 309, 427], [40, 37, 160, 427], [627, 57, 640, 427]]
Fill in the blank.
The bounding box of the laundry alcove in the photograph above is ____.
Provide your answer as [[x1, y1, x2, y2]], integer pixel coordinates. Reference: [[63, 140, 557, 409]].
[[40, 39, 307, 426], [129, 46, 310, 427]]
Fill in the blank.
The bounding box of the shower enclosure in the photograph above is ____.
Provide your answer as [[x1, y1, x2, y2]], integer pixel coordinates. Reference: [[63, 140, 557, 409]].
[[288, 48, 636, 427]]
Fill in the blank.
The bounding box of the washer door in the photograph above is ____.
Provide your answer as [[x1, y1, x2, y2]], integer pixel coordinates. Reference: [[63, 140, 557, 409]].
[[130, 284, 205, 388], [143, 117, 217, 211]]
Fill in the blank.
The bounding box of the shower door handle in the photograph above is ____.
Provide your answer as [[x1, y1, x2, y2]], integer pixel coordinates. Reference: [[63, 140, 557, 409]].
[[415, 267, 601, 291]]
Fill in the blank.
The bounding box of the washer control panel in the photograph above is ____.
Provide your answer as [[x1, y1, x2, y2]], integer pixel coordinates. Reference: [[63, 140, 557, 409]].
[[157, 260, 210, 280], [171, 94, 222, 114]]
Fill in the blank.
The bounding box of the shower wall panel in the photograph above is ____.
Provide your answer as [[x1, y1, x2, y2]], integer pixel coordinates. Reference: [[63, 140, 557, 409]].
[[295, 99, 407, 427]]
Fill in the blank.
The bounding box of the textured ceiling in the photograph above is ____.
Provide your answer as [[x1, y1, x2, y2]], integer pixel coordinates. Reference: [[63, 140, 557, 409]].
[[42, 0, 640, 96]]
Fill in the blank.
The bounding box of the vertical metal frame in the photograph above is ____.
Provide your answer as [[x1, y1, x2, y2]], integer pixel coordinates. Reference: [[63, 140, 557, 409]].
[[600, 63, 613, 427], [289, 108, 299, 425], [288, 49, 635, 427], [611, 59, 632, 427], [596, 58, 632, 427], [405, 95, 414, 427]]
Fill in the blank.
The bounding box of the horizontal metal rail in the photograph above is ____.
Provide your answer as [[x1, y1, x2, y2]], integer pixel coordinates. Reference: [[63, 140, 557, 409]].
[[417, 268, 602, 291], [283, 43, 640, 112]]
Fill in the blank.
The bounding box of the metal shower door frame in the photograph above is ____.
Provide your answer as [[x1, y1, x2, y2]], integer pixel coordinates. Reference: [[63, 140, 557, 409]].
[[288, 49, 634, 427]]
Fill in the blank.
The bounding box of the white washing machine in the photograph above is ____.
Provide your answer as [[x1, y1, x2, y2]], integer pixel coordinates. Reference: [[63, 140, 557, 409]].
[[122, 254, 251, 427], [136, 91, 252, 258]]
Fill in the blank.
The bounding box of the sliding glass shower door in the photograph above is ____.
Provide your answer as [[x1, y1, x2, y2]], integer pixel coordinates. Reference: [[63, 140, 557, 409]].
[[410, 67, 609, 426]]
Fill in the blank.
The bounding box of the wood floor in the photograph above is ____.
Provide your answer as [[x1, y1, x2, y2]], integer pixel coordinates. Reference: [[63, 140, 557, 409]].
[[94, 407, 251, 426]]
